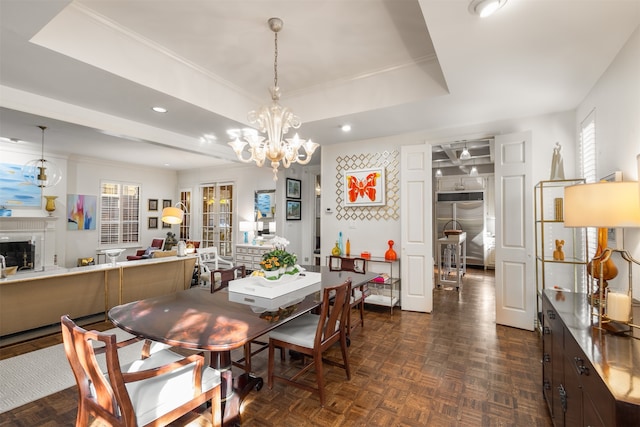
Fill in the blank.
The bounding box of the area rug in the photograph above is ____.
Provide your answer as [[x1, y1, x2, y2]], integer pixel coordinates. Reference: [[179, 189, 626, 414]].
[[0, 328, 160, 413]]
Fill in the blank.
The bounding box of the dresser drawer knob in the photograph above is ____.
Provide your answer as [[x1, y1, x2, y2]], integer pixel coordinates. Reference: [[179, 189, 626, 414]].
[[547, 310, 556, 320]]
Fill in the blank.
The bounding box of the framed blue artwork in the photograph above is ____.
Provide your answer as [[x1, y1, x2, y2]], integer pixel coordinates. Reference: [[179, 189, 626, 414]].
[[0, 163, 42, 207]]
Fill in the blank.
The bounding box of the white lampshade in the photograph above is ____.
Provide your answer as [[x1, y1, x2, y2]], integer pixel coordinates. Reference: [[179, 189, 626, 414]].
[[564, 181, 640, 228], [161, 206, 184, 224]]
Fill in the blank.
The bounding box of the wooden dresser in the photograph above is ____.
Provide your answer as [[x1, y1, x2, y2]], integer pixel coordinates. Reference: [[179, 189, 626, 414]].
[[542, 289, 640, 426]]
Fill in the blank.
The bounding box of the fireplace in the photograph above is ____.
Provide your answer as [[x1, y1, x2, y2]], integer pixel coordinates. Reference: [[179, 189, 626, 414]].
[[0, 240, 36, 270], [0, 217, 57, 271]]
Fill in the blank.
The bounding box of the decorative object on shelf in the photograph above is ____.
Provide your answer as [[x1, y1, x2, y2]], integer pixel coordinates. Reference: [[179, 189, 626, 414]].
[[344, 168, 386, 207], [228, 17, 318, 181], [22, 126, 62, 188], [360, 251, 371, 259], [259, 236, 298, 280], [553, 239, 565, 261], [346, 238, 351, 256], [286, 178, 301, 199], [564, 180, 640, 335], [554, 197, 563, 221], [161, 201, 188, 224], [0, 208, 11, 217], [385, 240, 397, 261], [43, 195, 57, 216], [338, 231, 344, 254], [549, 142, 565, 181], [331, 242, 342, 256]]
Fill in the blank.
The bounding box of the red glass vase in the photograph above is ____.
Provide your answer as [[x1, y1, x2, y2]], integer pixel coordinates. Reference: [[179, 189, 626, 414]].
[[385, 240, 397, 261]]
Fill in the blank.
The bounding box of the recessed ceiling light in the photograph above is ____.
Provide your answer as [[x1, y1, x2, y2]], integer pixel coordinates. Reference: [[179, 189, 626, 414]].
[[0, 136, 22, 144], [152, 106, 168, 113], [468, 0, 507, 18], [341, 124, 351, 132]]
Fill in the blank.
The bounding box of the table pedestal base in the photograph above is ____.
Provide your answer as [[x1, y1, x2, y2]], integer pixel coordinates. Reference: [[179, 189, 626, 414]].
[[212, 351, 264, 426]]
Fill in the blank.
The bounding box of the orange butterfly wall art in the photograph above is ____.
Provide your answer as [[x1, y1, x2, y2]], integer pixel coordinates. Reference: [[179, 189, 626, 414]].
[[344, 168, 386, 206]]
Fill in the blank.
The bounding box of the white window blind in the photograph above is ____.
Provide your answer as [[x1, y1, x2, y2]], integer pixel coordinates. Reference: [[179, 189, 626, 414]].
[[100, 182, 140, 245], [579, 110, 597, 261]]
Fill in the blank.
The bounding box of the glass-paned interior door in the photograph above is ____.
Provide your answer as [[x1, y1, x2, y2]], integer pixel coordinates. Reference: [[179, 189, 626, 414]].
[[179, 190, 191, 240], [201, 183, 234, 257]]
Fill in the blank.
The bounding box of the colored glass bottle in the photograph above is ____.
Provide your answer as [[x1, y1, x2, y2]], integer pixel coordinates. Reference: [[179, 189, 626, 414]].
[[385, 240, 397, 261], [332, 241, 342, 256], [346, 239, 351, 256]]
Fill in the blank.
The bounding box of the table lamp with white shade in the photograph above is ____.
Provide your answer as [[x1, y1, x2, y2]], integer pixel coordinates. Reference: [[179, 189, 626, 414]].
[[564, 180, 640, 334], [239, 221, 254, 244]]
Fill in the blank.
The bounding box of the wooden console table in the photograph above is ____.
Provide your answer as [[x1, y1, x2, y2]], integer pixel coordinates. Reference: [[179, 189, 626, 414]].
[[542, 289, 640, 426]]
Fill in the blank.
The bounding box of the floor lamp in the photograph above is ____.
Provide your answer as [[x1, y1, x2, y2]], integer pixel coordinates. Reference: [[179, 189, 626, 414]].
[[564, 181, 640, 334]]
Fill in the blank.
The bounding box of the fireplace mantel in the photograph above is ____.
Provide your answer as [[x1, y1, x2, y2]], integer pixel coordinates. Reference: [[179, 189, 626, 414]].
[[0, 216, 57, 232]]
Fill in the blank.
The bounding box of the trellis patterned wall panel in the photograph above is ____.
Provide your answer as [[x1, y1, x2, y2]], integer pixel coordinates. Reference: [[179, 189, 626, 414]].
[[334, 150, 400, 221]]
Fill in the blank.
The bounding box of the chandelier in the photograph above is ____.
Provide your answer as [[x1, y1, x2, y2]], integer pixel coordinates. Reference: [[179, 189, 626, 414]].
[[228, 17, 318, 181], [22, 125, 62, 188]]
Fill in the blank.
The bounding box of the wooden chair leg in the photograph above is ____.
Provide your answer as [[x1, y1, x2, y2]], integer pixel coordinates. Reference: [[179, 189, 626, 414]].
[[314, 351, 326, 407]]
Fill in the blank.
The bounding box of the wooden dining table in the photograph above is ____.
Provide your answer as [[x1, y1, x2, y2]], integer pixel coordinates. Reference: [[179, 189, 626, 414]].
[[108, 266, 376, 426]]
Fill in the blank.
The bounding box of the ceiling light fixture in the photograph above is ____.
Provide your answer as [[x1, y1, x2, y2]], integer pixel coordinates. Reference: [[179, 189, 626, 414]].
[[468, 0, 507, 18], [228, 17, 318, 181], [459, 144, 471, 160], [22, 126, 62, 188], [341, 124, 351, 132], [470, 166, 479, 177], [152, 106, 168, 113], [435, 169, 443, 178]]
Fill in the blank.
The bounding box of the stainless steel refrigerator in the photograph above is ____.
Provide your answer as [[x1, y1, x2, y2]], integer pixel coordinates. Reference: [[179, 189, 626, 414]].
[[435, 191, 486, 267]]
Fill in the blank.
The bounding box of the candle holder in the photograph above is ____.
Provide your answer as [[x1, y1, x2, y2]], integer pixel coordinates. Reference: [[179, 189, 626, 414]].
[[591, 248, 639, 338]]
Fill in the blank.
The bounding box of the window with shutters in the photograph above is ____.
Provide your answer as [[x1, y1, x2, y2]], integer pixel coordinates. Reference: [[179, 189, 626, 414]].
[[100, 182, 140, 245], [579, 109, 597, 260]]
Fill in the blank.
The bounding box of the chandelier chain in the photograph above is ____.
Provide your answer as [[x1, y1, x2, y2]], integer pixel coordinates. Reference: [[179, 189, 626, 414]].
[[273, 31, 278, 88]]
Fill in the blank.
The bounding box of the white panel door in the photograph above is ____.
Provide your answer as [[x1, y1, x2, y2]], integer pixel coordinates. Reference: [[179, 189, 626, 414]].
[[495, 131, 534, 330], [401, 144, 432, 313]]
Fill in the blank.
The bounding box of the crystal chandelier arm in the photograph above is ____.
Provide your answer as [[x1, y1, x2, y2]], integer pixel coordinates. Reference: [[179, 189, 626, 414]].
[[228, 138, 254, 163]]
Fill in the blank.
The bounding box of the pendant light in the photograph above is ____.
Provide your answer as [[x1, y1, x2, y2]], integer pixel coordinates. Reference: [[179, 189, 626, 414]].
[[22, 126, 62, 188], [459, 143, 471, 160]]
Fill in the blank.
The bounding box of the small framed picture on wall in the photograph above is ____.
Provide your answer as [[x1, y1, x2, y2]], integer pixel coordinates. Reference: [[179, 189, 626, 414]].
[[162, 199, 172, 209], [286, 178, 301, 199], [148, 217, 158, 229], [162, 220, 172, 229], [286, 200, 301, 220], [148, 199, 158, 211]]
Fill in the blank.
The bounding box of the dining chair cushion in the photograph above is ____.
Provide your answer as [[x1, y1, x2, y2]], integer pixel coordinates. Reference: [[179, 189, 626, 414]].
[[121, 348, 221, 426], [269, 314, 340, 349]]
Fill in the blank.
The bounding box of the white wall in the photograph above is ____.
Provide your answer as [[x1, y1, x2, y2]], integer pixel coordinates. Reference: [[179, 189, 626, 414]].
[[3, 147, 178, 268], [575, 25, 640, 296], [319, 111, 576, 269]]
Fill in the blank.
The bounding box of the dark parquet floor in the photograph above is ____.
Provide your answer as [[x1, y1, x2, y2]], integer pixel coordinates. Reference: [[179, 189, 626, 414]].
[[0, 268, 552, 426]]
